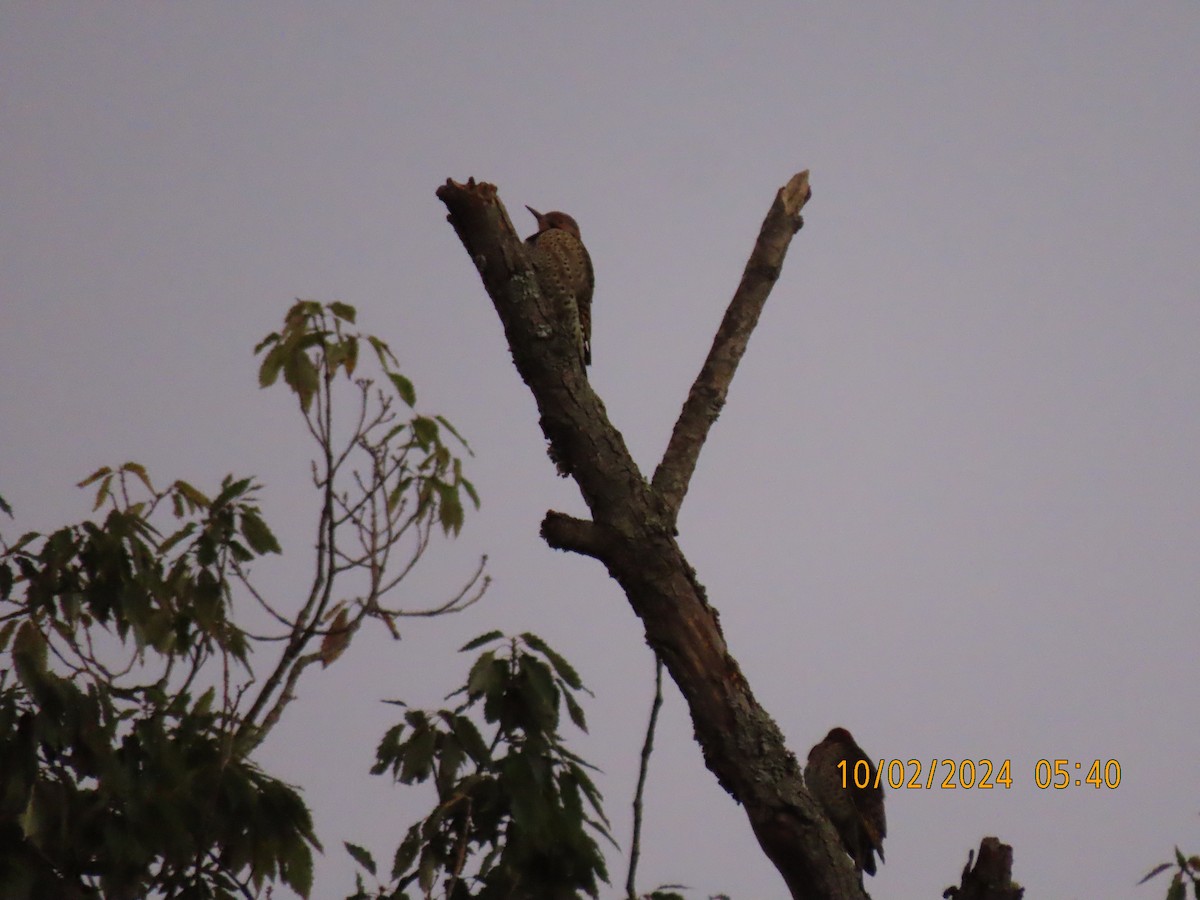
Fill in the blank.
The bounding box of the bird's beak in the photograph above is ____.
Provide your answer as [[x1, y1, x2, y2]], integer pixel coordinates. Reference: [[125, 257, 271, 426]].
[[525, 205, 544, 226]]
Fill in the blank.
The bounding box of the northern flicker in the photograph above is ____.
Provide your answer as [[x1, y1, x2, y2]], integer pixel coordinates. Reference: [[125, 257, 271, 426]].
[[805, 727, 887, 876], [525, 206, 593, 368]]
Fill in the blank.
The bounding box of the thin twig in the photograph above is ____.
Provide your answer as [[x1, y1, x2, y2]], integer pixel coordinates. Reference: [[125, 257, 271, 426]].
[[626, 653, 664, 900]]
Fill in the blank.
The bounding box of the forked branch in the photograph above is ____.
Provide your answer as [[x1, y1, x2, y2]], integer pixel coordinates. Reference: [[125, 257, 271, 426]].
[[439, 173, 870, 900]]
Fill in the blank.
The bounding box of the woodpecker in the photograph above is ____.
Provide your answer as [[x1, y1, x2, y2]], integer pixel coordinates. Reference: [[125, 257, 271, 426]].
[[805, 727, 887, 876], [525, 206, 593, 368]]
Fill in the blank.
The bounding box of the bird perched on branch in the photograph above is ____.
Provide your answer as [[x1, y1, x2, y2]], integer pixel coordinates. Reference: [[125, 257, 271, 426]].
[[805, 727, 887, 876], [525, 206, 593, 368]]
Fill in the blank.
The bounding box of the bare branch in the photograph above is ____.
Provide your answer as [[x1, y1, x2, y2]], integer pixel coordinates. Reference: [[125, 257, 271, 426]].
[[232, 558, 293, 629], [236, 371, 340, 753], [625, 654, 664, 900], [373, 554, 489, 619], [246, 647, 325, 751], [652, 171, 811, 522], [539, 511, 609, 559]]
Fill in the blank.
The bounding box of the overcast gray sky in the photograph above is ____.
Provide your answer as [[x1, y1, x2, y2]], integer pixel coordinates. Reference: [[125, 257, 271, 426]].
[[3, 4, 1198, 898]]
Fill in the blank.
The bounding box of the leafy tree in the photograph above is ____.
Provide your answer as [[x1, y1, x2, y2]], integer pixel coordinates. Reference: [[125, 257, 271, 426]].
[[0, 301, 483, 898], [0, 471, 316, 899], [345, 631, 612, 900]]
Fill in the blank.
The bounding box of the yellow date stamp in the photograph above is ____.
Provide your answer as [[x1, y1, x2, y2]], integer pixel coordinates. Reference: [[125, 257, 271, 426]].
[[837, 758, 1122, 790]]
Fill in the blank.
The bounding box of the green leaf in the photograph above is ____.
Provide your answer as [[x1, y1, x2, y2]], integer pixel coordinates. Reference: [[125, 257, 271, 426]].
[[12, 621, 48, 681], [285, 350, 321, 413], [241, 510, 282, 555], [341, 335, 359, 377], [517, 656, 559, 733], [417, 844, 437, 895], [19, 786, 45, 842], [157, 522, 197, 556], [437, 484, 464, 536], [520, 633, 583, 690], [504, 751, 552, 832], [411, 416, 438, 447], [558, 768, 584, 819], [76, 466, 113, 489], [399, 723, 437, 784], [259, 342, 287, 387], [404, 708, 430, 729], [389, 373, 416, 407], [185, 688, 214, 721], [228, 539, 253, 563], [173, 480, 211, 510], [290, 298, 323, 322], [386, 475, 413, 514], [433, 415, 472, 452], [391, 823, 423, 880], [252, 330, 280, 355], [434, 731, 465, 788], [214, 476, 253, 508], [450, 715, 490, 765], [344, 842, 377, 875], [563, 690, 588, 733], [459, 630, 503, 653], [567, 762, 609, 826], [371, 723, 408, 774], [461, 477, 480, 509], [432, 445, 451, 473], [90, 474, 113, 510], [367, 334, 398, 368], [465, 650, 499, 700], [282, 837, 314, 897], [329, 301, 357, 324], [0, 493, 11, 516], [120, 461, 155, 494]]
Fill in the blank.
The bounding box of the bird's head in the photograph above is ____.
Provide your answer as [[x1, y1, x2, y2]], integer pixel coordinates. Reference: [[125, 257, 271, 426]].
[[825, 727, 856, 745], [526, 206, 582, 240]]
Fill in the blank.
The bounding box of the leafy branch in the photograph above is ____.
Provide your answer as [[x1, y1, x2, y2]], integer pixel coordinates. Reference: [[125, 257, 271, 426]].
[[346, 631, 611, 900]]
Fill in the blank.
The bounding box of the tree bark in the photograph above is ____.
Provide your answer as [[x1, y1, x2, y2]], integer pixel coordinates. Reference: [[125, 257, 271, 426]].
[[436, 172, 872, 899], [943, 838, 1024, 900]]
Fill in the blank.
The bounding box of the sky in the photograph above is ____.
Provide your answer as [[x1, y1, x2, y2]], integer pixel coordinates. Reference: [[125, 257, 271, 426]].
[[2, 4, 1198, 898]]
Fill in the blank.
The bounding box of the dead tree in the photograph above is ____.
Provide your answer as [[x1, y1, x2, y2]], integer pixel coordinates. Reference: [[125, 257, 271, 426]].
[[437, 173, 1014, 899]]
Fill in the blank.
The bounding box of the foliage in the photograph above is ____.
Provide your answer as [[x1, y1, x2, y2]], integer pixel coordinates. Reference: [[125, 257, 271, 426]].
[[241, 300, 485, 753], [0, 301, 483, 898], [1139, 847, 1200, 900], [254, 300, 479, 543], [344, 632, 613, 900], [0, 469, 316, 899], [0, 298, 726, 899]]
